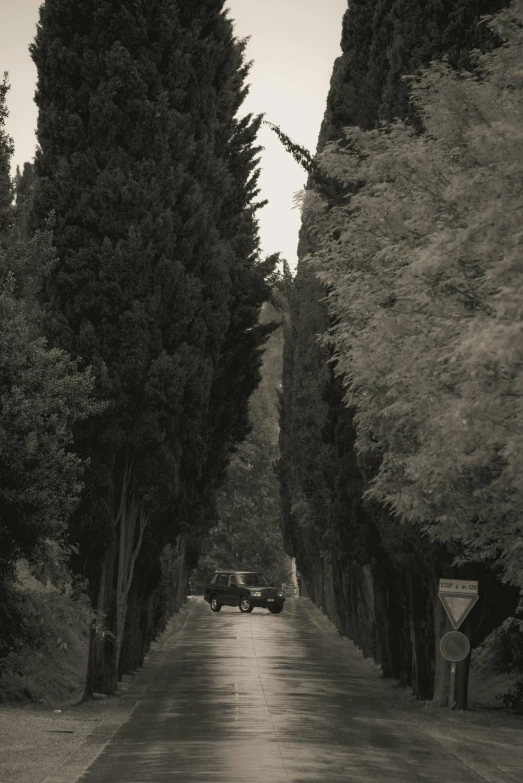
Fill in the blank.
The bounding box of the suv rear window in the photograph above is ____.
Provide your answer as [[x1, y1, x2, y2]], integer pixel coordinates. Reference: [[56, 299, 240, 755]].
[[237, 573, 269, 586]]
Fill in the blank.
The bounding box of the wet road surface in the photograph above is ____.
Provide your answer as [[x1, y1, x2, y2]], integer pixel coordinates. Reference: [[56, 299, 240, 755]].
[[79, 598, 483, 782]]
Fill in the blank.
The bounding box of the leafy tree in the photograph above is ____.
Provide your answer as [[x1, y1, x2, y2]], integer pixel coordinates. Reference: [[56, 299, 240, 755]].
[[0, 228, 99, 583], [0, 82, 97, 586], [0, 84, 98, 669], [307, 3, 523, 590], [277, 0, 515, 704]]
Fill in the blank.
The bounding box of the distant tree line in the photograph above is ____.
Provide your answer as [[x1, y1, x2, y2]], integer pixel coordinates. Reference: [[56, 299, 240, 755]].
[[195, 302, 291, 592], [0, 0, 277, 697], [276, 0, 521, 707]]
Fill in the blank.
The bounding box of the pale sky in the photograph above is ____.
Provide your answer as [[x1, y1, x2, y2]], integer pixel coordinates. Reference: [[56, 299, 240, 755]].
[[1, 0, 347, 269]]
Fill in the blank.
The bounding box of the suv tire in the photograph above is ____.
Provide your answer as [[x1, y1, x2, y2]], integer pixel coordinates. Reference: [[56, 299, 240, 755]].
[[210, 596, 221, 612], [268, 606, 283, 614], [239, 597, 253, 613]]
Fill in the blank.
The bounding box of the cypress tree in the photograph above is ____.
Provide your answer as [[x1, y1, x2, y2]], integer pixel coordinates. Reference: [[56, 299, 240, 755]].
[[14, 162, 35, 238], [0, 74, 13, 239], [32, 0, 273, 696]]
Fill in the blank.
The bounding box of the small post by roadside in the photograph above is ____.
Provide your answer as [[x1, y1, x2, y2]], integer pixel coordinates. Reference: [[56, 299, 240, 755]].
[[448, 662, 456, 710]]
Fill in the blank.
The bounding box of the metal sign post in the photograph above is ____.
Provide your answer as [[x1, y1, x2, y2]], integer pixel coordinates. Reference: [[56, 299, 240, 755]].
[[438, 579, 478, 709], [440, 630, 471, 708], [449, 661, 457, 710]]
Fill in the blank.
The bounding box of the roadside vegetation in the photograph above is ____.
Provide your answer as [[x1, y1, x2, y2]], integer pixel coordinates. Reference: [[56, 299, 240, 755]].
[[195, 302, 291, 592], [276, 0, 523, 709], [1, 1, 277, 701], [1, 0, 522, 715]]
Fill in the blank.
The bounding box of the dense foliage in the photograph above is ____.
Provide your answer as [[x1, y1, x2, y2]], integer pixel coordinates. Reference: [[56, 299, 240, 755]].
[[0, 74, 13, 239], [0, 85, 98, 668], [278, 0, 517, 704], [196, 303, 290, 590], [308, 7, 523, 588], [492, 618, 523, 708], [31, 0, 275, 695], [321, 0, 508, 138], [0, 225, 99, 582]]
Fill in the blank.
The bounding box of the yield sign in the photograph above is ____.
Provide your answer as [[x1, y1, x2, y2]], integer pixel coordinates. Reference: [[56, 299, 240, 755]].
[[439, 593, 478, 630]]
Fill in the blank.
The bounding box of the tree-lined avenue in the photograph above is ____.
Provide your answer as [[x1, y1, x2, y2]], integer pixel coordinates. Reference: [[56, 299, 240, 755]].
[[76, 599, 484, 783]]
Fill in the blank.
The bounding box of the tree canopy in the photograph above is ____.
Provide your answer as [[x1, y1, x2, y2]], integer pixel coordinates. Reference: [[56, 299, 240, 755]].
[[0, 75, 13, 238], [277, 0, 517, 703], [0, 83, 98, 588], [305, 4, 523, 589]]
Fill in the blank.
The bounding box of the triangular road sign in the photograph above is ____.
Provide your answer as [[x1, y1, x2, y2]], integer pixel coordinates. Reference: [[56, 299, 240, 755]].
[[439, 593, 478, 630]]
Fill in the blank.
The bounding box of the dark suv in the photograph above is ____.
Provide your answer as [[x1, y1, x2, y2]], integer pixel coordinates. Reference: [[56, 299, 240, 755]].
[[204, 571, 285, 614]]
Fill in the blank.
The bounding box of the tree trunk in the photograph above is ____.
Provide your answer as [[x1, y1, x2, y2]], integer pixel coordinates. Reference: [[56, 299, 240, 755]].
[[408, 571, 420, 696], [324, 558, 340, 632], [82, 539, 116, 701], [399, 611, 412, 688], [310, 560, 321, 608], [341, 564, 351, 638], [355, 565, 375, 658], [350, 565, 361, 647], [300, 574, 309, 598], [332, 559, 347, 636], [345, 564, 355, 641], [372, 557, 395, 678], [133, 600, 142, 671], [375, 624, 382, 668], [119, 592, 140, 677], [152, 535, 189, 636], [408, 568, 434, 700], [101, 458, 149, 694], [108, 502, 148, 692], [139, 593, 155, 667]]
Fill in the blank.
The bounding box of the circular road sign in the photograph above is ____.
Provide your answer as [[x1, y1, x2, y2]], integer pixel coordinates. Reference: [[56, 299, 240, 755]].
[[440, 631, 470, 662]]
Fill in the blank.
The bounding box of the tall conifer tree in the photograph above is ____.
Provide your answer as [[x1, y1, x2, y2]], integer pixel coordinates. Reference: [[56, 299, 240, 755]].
[[0, 75, 13, 239], [32, 0, 273, 695]]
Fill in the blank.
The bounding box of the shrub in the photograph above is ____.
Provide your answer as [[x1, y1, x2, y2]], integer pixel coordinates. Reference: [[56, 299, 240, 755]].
[[492, 617, 523, 709], [0, 581, 50, 675]]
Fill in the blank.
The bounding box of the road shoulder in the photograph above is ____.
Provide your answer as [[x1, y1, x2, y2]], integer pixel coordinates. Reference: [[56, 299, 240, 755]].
[[299, 597, 523, 783], [0, 600, 196, 783]]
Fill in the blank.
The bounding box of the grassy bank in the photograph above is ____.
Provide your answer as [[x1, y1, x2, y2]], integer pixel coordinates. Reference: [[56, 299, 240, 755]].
[[0, 566, 91, 707]]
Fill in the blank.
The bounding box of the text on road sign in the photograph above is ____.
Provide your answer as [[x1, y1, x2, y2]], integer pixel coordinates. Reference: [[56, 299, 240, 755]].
[[439, 579, 478, 594]]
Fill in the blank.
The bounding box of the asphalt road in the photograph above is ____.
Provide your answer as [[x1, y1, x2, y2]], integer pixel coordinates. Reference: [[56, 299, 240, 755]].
[[79, 597, 482, 783]]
